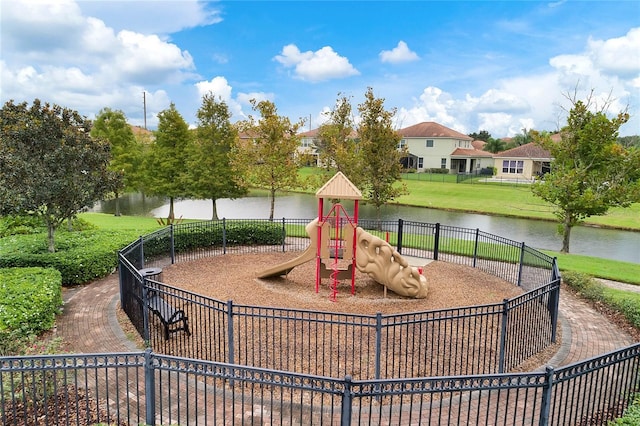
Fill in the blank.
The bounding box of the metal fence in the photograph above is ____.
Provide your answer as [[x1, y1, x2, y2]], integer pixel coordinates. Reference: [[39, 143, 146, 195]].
[[2, 344, 639, 425], [118, 219, 560, 379], [4, 218, 638, 425]]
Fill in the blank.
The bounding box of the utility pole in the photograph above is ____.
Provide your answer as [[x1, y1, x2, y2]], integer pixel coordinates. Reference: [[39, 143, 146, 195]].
[[143, 91, 147, 130]]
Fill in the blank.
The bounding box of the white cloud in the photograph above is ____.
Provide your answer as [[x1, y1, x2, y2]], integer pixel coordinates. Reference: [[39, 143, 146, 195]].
[[473, 89, 530, 114], [77, 0, 222, 35], [274, 44, 360, 82], [394, 28, 639, 137], [114, 31, 195, 84], [379, 41, 419, 64], [194, 76, 273, 120], [0, 0, 198, 125], [588, 27, 640, 78], [396, 87, 465, 132]]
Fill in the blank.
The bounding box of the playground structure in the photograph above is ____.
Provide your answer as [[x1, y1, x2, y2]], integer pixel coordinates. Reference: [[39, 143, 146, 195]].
[[258, 172, 428, 299]]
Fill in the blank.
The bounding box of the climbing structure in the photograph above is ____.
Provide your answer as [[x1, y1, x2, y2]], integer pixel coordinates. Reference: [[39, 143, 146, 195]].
[[315, 172, 362, 301], [257, 171, 428, 300]]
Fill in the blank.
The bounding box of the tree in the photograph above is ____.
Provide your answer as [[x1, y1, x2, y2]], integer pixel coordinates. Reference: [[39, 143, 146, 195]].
[[468, 130, 491, 142], [0, 99, 115, 252], [510, 128, 532, 147], [483, 137, 506, 153], [314, 93, 363, 188], [357, 88, 407, 221], [91, 108, 142, 216], [238, 100, 303, 220], [531, 95, 640, 253], [618, 135, 640, 149], [188, 93, 248, 220], [144, 103, 192, 222]]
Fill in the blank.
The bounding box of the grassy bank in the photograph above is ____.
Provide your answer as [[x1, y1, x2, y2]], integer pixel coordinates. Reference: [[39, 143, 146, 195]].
[[297, 167, 640, 231], [80, 213, 639, 285]]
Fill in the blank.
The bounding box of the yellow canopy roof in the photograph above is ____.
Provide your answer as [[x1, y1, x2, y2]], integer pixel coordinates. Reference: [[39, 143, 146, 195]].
[[315, 171, 363, 200]]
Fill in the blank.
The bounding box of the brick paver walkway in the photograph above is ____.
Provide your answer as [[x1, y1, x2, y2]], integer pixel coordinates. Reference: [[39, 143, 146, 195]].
[[59, 270, 636, 365], [55, 270, 637, 424]]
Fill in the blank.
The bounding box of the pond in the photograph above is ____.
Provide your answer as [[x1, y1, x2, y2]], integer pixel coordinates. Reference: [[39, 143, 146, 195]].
[[91, 192, 640, 264]]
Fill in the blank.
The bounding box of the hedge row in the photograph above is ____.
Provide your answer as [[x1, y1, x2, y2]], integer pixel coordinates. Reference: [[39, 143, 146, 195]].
[[562, 271, 640, 330], [0, 229, 140, 285], [142, 221, 285, 257], [0, 268, 62, 336]]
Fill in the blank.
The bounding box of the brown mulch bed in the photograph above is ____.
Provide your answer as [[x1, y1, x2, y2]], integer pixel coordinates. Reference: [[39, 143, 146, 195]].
[[162, 253, 524, 314], [156, 252, 560, 375]]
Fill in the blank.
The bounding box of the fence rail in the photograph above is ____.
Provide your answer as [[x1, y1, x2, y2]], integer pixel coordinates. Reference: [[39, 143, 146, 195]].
[[2, 344, 639, 425], [3, 218, 637, 425], [120, 219, 560, 380]]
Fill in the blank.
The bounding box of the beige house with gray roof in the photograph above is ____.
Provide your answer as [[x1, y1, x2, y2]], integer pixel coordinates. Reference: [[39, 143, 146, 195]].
[[493, 142, 552, 181]]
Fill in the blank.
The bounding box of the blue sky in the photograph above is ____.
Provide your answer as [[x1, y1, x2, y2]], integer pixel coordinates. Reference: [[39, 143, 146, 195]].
[[1, 0, 639, 136]]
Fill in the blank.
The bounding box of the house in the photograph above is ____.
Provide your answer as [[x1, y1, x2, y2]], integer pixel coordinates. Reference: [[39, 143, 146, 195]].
[[298, 128, 320, 165], [493, 142, 552, 181], [397, 122, 494, 174]]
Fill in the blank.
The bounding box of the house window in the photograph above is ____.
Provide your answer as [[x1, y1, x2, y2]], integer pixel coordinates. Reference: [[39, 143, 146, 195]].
[[418, 157, 423, 169], [502, 160, 524, 174], [398, 139, 406, 149], [426, 139, 434, 148], [441, 158, 447, 169]]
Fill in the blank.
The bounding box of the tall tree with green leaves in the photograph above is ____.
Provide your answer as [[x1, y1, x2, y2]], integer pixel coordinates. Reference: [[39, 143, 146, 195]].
[[238, 99, 303, 220], [531, 95, 640, 253], [188, 93, 248, 220], [144, 103, 192, 222], [314, 94, 363, 187], [468, 130, 492, 142], [0, 99, 115, 252], [483, 137, 506, 153], [357, 88, 407, 221], [91, 108, 142, 216]]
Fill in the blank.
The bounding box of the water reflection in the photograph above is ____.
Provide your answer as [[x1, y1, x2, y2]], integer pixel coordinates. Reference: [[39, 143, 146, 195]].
[[91, 193, 639, 264]]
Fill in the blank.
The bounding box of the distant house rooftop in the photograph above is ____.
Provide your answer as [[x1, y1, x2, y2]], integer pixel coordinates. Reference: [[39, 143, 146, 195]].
[[493, 142, 551, 159], [398, 122, 472, 140]]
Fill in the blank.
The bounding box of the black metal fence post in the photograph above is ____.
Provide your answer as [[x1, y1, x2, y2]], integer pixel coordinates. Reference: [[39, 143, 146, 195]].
[[498, 299, 509, 373], [341, 375, 353, 426], [281, 217, 286, 252], [227, 300, 234, 365], [539, 366, 554, 426], [397, 219, 404, 254], [517, 242, 526, 286], [139, 236, 145, 269], [550, 258, 560, 343], [222, 218, 227, 255], [375, 313, 382, 380], [144, 348, 156, 426], [473, 228, 479, 268], [142, 278, 150, 344], [170, 224, 175, 264], [433, 223, 440, 261]]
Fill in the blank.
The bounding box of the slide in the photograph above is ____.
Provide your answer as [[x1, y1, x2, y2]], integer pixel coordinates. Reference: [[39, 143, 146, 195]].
[[257, 218, 428, 298], [257, 219, 319, 278]]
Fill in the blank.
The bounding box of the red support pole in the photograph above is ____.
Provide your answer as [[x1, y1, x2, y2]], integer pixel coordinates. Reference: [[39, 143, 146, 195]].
[[316, 198, 323, 293]]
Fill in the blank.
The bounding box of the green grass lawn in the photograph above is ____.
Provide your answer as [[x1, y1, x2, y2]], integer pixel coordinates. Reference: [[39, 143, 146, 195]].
[[79, 212, 164, 232], [81, 210, 640, 285], [297, 167, 640, 230]]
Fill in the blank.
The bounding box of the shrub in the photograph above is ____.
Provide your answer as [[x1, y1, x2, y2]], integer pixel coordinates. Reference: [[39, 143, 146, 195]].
[[171, 221, 284, 252], [479, 167, 496, 176], [0, 229, 139, 285], [0, 268, 62, 337], [609, 394, 640, 425], [608, 298, 640, 330], [427, 168, 449, 174], [0, 214, 44, 237], [562, 271, 605, 302]]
